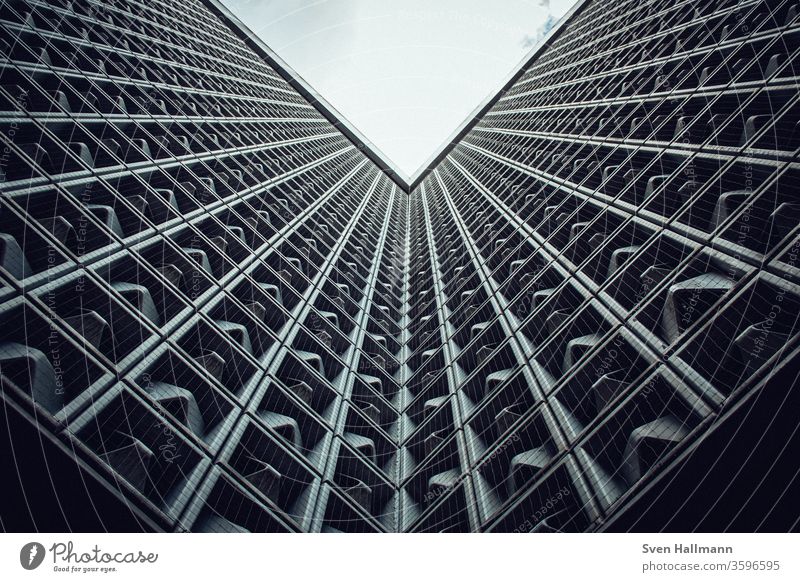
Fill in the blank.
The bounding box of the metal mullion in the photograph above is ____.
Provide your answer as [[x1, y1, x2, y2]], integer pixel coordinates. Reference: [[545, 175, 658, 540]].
[[447, 154, 768, 412], [12, 8, 303, 100], [471, 119, 797, 168], [209, 170, 383, 516], [511, 0, 767, 91], [461, 140, 799, 270], [446, 155, 665, 371], [434, 168, 550, 400], [459, 137, 799, 277], [0, 107, 342, 195], [309, 181, 399, 531], [151, 159, 371, 346], [0, 147, 357, 301], [433, 172, 569, 516], [403, 182, 480, 531]]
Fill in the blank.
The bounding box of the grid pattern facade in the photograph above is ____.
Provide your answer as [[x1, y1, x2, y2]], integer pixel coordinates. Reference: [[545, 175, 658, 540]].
[[1, 0, 799, 533], [0, 0, 406, 533], [408, 0, 800, 532]]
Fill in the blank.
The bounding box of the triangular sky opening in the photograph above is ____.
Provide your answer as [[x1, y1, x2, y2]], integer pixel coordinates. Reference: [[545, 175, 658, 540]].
[[218, 0, 577, 182]]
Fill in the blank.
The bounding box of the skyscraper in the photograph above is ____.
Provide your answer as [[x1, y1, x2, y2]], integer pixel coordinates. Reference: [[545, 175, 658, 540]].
[[1, 0, 798, 533]]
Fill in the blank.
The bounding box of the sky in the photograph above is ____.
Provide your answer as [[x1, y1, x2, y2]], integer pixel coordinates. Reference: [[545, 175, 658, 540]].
[[220, 0, 579, 178]]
